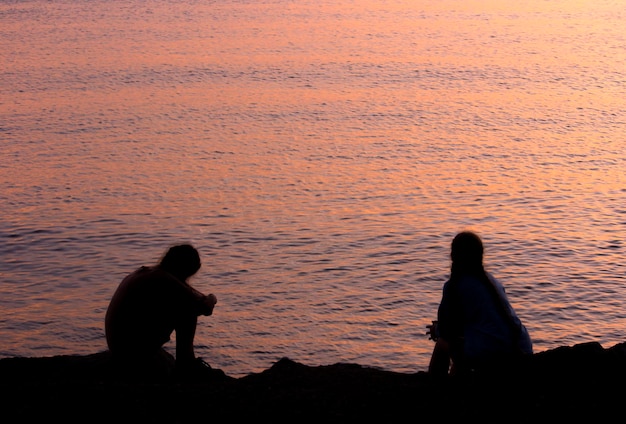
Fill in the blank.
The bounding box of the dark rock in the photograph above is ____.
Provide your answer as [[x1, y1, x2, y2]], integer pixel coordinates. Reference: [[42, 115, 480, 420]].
[[1, 342, 625, 422]]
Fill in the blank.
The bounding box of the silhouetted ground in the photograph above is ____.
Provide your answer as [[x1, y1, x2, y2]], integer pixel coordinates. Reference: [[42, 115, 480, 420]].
[[1, 341, 625, 423]]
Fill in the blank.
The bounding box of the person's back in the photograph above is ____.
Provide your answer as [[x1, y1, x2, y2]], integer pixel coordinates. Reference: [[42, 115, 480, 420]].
[[429, 232, 532, 377], [446, 272, 532, 371], [105, 266, 178, 357]]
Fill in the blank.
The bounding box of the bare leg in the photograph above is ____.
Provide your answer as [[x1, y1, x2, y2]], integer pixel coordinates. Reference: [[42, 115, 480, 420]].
[[175, 314, 198, 365]]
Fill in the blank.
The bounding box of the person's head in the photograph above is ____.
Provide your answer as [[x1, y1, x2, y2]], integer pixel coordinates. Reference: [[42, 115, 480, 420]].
[[159, 244, 201, 281], [450, 231, 484, 274]]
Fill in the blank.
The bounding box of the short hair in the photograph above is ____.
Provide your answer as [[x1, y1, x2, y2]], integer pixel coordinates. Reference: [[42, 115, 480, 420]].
[[159, 244, 201, 278]]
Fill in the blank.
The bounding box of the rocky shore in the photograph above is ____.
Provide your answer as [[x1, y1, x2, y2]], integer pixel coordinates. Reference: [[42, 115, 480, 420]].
[[2, 341, 625, 422]]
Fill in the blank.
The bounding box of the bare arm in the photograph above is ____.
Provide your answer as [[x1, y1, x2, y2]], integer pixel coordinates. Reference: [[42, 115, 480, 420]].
[[161, 268, 218, 316], [200, 293, 218, 316]]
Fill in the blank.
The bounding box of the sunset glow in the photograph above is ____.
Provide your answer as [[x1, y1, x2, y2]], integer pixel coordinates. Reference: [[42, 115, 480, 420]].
[[1, 0, 624, 378]]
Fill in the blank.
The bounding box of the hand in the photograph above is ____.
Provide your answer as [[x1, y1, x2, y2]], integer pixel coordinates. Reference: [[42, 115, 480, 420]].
[[426, 320, 439, 341], [202, 294, 217, 316]]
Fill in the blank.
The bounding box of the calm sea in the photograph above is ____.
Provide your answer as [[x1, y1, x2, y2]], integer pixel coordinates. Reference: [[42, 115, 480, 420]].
[[1, 0, 624, 378]]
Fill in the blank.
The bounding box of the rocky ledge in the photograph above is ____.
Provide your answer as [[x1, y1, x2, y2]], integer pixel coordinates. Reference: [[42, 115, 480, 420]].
[[2, 341, 626, 422]]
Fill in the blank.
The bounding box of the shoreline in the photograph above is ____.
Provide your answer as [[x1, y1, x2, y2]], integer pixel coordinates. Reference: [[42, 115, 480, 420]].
[[2, 341, 626, 422]]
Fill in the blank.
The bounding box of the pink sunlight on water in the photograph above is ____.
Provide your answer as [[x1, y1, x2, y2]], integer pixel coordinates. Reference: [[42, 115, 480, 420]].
[[0, 0, 624, 377]]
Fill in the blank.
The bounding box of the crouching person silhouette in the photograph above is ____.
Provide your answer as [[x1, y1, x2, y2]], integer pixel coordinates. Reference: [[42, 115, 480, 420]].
[[428, 232, 533, 378], [105, 244, 224, 382]]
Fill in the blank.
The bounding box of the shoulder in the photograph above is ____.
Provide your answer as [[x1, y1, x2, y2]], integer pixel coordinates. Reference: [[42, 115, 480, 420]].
[[442, 278, 456, 295], [441, 278, 463, 305], [123, 266, 179, 287], [454, 274, 481, 290], [452, 274, 494, 302], [486, 272, 507, 293]]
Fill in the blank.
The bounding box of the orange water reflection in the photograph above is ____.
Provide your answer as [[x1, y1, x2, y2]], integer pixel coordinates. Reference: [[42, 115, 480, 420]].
[[1, 0, 624, 378]]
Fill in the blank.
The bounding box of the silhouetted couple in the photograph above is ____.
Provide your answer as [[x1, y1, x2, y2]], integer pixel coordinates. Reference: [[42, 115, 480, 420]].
[[428, 231, 533, 378], [105, 231, 533, 382]]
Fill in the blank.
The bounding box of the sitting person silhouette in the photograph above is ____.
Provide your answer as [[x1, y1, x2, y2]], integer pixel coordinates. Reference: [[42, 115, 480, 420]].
[[105, 244, 219, 381], [428, 231, 533, 377]]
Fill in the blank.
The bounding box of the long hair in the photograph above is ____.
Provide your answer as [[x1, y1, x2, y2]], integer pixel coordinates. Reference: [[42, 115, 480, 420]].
[[450, 231, 485, 278]]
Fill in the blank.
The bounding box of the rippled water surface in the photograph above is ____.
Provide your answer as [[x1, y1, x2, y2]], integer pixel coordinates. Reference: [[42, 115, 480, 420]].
[[1, 0, 625, 378]]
